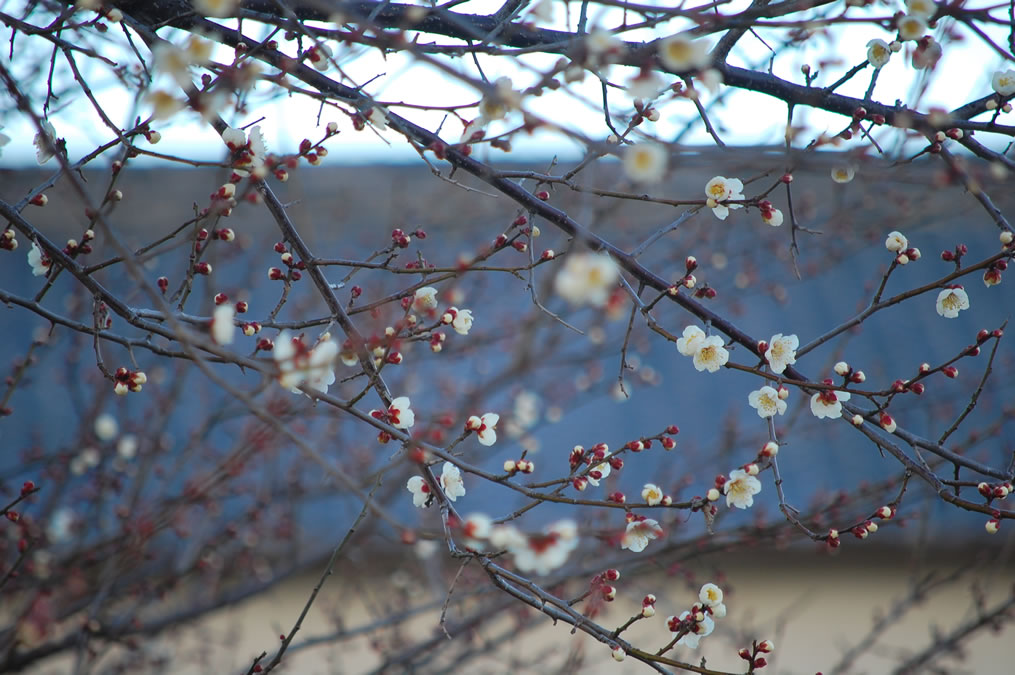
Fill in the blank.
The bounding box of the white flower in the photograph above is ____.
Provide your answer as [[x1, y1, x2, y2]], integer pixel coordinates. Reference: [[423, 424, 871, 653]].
[[587, 452, 612, 487], [27, 241, 51, 276], [748, 386, 787, 418], [765, 333, 798, 374], [905, 0, 936, 20], [440, 462, 466, 501], [699, 68, 723, 95], [658, 34, 710, 71], [641, 483, 664, 505], [222, 127, 245, 151], [194, 0, 238, 17], [692, 335, 729, 373], [627, 71, 664, 100], [462, 513, 493, 550], [413, 286, 439, 311], [992, 69, 1015, 97], [810, 388, 851, 419], [621, 517, 663, 552], [553, 252, 620, 307], [897, 15, 927, 41], [475, 413, 500, 446], [94, 413, 118, 441], [211, 304, 235, 345], [623, 144, 668, 183], [831, 166, 856, 184], [478, 77, 519, 122], [676, 325, 707, 356], [866, 39, 892, 68], [699, 583, 724, 608], [935, 287, 969, 318], [724, 469, 762, 509], [452, 308, 474, 335], [704, 176, 744, 220], [388, 396, 415, 429], [504, 520, 579, 575], [585, 29, 622, 66], [406, 475, 431, 508], [885, 231, 908, 252], [762, 208, 784, 227], [34, 119, 57, 164]]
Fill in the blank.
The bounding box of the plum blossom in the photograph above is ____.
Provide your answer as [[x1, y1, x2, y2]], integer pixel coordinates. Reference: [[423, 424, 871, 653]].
[[867, 39, 892, 68], [748, 386, 787, 418], [676, 325, 706, 356], [467, 413, 500, 446], [704, 176, 744, 220], [831, 166, 855, 183], [725, 469, 762, 509], [621, 516, 663, 552], [765, 333, 798, 374], [699, 583, 727, 618], [993, 70, 1015, 97], [273, 331, 338, 394], [27, 241, 51, 276], [440, 462, 465, 501], [898, 15, 927, 41], [194, 0, 238, 17], [34, 119, 57, 164], [452, 308, 474, 335], [461, 513, 492, 550], [623, 143, 668, 183], [692, 335, 729, 373], [641, 483, 664, 505], [762, 208, 784, 227], [658, 34, 710, 72], [906, 0, 936, 20], [669, 611, 715, 649], [885, 230, 908, 252], [478, 77, 520, 122], [936, 287, 969, 318], [810, 387, 851, 419], [406, 475, 431, 507], [553, 252, 620, 307], [493, 520, 579, 575], [586, 451, 612, 487], [211, 304, 235, 345], [413, 286, 438, 312]]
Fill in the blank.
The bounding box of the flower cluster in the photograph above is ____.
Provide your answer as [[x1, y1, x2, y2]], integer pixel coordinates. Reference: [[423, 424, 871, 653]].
[[273, 331, 338, 395], [407, 462, 465, 507], [369, 396, 415, 430], [441, 307, 474, 335], [676, 326, 729, 373], [666, 583, 727, 649], [461, 519, 580, 575], [465, 413, 500, 446], [113, 367, 147, 396]]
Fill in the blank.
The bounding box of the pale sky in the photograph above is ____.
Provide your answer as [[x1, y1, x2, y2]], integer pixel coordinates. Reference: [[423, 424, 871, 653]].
[[0, 0, 1011, 166]]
